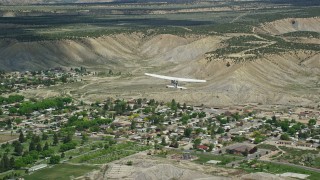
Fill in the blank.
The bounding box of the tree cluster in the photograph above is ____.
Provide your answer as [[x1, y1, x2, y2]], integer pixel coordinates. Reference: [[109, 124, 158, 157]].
[[0, 95, 24, 105]]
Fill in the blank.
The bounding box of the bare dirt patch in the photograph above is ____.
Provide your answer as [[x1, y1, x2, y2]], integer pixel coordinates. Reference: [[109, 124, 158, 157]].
[[0, 134, 18, 143]]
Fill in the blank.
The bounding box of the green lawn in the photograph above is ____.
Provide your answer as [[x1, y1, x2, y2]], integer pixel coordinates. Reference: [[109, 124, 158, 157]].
[[24, 164, 99, 180]]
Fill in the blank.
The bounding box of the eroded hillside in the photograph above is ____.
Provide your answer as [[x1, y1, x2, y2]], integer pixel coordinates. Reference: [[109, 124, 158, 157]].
[[7, 29, 318, 106]]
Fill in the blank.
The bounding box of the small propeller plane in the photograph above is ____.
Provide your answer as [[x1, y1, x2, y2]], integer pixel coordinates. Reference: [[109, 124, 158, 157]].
[[145, 73, 206, 89]]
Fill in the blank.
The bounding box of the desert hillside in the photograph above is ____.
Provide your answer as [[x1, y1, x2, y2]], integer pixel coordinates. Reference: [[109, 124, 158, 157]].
[[5, 29, 318, 106], [255, 17, 320, 35]]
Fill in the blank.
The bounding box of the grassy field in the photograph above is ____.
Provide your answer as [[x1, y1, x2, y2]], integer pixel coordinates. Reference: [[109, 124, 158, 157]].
[[24, 163, 98, 180]]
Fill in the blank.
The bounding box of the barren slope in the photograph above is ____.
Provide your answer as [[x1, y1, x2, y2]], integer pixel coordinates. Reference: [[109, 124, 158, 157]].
[[0, 34, 143, 71], [255, 17, 320, 35]]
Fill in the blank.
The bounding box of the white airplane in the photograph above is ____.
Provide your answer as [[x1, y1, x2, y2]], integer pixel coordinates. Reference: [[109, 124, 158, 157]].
[[145, 73, 206, 89]]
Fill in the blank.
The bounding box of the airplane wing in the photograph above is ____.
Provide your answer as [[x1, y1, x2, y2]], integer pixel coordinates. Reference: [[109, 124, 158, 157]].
[[145, 73, 206, 83]]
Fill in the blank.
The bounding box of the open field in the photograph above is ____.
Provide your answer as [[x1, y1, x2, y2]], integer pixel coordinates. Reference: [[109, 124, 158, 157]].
[[0, 134, 18, 143], [23, 163, 98, 180], [192, 153, 243, 165], [69, 141, 151, 164]]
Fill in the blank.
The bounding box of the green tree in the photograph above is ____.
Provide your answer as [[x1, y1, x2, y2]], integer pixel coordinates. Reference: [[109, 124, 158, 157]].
[[19, 131, 25, 143], [130, 120, 136, 130], [208, 144, 215, 152], [53, 133, 59, 145], [9, 157, 15, 170], [216, 127, 225, 134], [193, 138, 201, 149], [280, 120, 290, 132], [161, 137, 167, 146], [43, 142, 49, 151], [280, 133, 290, 140], [31, 135, 40, 144], [14, 118, 22, 124], [184, 127, 192, 137], [49, 155, 60, 164], [182, 103, 187, 109], [81, 133, 88, 145], [170, 99, 177, 111], [195, 128, 202, 135], [308, 119, 316, 127], [42, 132, 48, 140], [1, 153, 10, 170], [26, 131, 33, 140], [14, 141, 23, 156], [29, 141, 36, 151], [60, 75, 68, 83], [14, 158, 26, 169], [288, 127, 296, 136], [36, 143, 42, 152], [137, 98, 142, 105]]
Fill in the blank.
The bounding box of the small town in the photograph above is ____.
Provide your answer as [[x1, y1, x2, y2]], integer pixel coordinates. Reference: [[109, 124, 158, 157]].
[[0, 69, 319, 179]]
